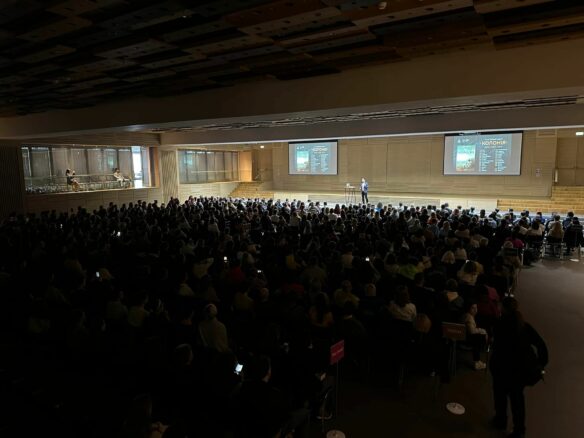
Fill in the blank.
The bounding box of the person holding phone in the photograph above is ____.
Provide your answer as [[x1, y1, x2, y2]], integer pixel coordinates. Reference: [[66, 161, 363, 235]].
[[360, 177, 369, 204]]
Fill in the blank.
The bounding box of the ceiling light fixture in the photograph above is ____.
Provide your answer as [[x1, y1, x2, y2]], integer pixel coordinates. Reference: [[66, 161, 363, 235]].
[[576, 132, 584, 136], [378, 2, 387, 10], [260, 145, 265, 148]]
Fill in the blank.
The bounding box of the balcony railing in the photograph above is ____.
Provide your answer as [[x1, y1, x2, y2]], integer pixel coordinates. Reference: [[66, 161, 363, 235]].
[[24, 173, 136, 194]]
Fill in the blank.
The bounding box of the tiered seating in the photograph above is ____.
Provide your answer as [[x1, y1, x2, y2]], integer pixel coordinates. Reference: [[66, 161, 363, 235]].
[[229, 181, 274, 199], [497, 186, 584, 215]]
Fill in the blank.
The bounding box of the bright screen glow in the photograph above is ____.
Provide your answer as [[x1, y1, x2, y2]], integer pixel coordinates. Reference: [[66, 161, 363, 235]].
[[443, 132, 523, 176], [288, 141, 338, 175]]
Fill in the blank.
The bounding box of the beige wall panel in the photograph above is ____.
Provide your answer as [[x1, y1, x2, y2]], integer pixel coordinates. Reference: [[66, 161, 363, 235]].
[[576, 138, 584, 168], [271, 129, 555, 197], [574, 169, 584, 186], [557, 169, 576, 186], [177, 182, 239, 201], [240, 151, 253, 181], [556, 138, 578, 168]]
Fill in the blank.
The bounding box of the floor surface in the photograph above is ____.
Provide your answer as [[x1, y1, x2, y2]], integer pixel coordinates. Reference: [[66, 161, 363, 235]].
[[313, 256, 584, 438]]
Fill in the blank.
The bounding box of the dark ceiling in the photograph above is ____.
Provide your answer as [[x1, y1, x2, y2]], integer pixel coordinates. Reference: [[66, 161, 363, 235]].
[[0, 0, 582, 117]]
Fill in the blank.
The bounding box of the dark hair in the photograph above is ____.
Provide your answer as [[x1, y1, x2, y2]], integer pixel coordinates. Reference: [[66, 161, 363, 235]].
[[245, 355, 271, 381]]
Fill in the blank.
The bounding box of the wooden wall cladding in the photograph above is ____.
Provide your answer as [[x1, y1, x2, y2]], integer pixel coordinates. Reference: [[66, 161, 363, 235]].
[[0, 0, 583, 116]]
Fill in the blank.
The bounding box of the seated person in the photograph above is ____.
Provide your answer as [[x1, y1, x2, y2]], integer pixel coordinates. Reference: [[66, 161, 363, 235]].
[[564, 217, 583, 253], [389, 285, 417, 323], [546, 215, 564, 243], [113, 167, 130, 187], [463, 302, 488, 370], [65, 168, 80, 191]]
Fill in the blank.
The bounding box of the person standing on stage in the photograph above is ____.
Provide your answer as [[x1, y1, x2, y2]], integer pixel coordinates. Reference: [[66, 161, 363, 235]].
[[360, 177, 369, 204]]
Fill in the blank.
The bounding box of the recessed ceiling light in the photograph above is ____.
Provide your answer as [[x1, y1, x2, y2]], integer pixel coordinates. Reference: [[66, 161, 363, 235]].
[[260, 145, 265, 148], [576, 131, 584, 136]]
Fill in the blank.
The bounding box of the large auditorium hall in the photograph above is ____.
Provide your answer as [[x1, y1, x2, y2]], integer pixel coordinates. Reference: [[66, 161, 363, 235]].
[[1, 1, 583, 437]]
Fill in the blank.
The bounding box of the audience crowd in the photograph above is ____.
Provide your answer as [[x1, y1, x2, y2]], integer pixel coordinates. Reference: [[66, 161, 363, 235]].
[[0, 197, 572, 437]]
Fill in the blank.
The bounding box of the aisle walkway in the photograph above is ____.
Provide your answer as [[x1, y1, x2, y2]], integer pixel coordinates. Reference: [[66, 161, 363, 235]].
[[316, 259, 584, 437]]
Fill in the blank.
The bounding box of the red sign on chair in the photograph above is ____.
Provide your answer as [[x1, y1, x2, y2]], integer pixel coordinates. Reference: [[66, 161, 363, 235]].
[[330, 340, 345, 365]]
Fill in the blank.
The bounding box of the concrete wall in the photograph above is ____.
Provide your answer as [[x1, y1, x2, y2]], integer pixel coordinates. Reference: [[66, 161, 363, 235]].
[[271, 130, 557, 198]]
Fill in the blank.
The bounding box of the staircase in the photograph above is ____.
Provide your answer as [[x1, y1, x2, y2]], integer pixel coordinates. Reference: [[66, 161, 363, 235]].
[[228, 181, 274, 199], [497, 186, 584, 215]]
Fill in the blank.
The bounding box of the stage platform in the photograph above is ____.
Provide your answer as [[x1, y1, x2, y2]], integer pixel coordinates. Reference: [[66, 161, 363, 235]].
[[269, 190, 498, 212]]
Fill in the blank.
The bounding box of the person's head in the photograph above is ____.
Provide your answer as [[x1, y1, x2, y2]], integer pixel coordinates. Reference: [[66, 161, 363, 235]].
[[365, 283, 376, 297], [395, 285, 410, 307], [414, 272, 425, 286], [465, 301, 478, 316], [441, 250, 455, 264], [114, 168, 120, 172], [174, 343, 193, 367], [445, 278, 458, 292], [204, 303, 218, 320], [246, 355, 271, 382], [341, 280, 352, 293], [361, 177, 366, 183]]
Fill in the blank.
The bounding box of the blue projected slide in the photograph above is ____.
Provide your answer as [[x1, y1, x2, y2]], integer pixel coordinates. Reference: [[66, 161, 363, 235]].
[[444, 132, 523, 175], [289, 141, 338, 175]]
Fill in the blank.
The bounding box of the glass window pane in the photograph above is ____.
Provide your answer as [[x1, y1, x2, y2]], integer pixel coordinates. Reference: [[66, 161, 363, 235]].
[[51, 148, 68, 177], [118, 149, 133, 176], [30, 147, 51, 179], [70, 148, 88, 176], [141, 147, 150, 187], [178, 151, 187, 183], [105, 149, 118, 172], [206, 151, 215, 182], [215, 152, 224, 181], [224, 152, 232, 181], [22, 147, 31, 178], [196, 151, 207, 182], [87, 148, 104, 175], [233, 152, 239, 180]]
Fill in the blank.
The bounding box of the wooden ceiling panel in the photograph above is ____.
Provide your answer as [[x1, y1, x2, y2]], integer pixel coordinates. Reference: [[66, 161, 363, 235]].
[[278, 23, 359, 46], [224, 0, 326, 28], [0, 1, 42, 26], [184, 34, 272, 55], [345, 0, 473, 22], [141, 53, 206, 69], [485, 5, 584, 37], [493, 23, 584, 50], [17, 45, 76, 64], [258, 14, 349, 38], [383, 15, 487, 49], [213, 45, 284, 61], [67, 58, 136, 73], [47, 0, 125, 17], [123, 70, 176, 83], [18, 16, 93, 42], [190, 0, 271, 18], [288, 31, 376, 53], [95, 39, 175, 59], [238, 7, 342, 35], [0, 0, 582, 115], [161, 20, 233, 43], [171, 58, 228, 73], [473, 0, 554, 14]]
